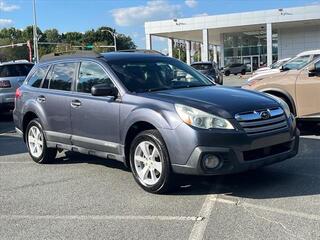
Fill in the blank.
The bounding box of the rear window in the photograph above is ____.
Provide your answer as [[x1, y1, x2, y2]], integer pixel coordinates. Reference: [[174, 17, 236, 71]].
[[191, 64, 212, 71], [48, 63, 76, 91], [0, 64, 33, 77]]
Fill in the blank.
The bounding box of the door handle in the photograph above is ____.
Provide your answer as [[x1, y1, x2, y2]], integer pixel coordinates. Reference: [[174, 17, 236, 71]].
[[37, 95, 46, 103], [71, 99, 82, 108]]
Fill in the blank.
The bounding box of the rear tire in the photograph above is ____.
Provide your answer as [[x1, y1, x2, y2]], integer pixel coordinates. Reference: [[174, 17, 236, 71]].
[[26, 119, 57, 164], [241, 69, 246, 75], [224, 70, 230, 76], [129, 130, 172, 194]]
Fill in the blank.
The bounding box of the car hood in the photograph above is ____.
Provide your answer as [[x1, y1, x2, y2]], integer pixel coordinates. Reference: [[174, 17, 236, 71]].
[[249, 70, 288, 81], [143, 86, 279, 118]]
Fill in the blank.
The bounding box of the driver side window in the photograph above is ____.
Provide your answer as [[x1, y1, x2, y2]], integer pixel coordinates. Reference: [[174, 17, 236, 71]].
[[77, 61, 114, 94]]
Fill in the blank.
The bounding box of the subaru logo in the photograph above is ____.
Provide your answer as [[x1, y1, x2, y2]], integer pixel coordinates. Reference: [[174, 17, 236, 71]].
[[260, 111, 271, 120]]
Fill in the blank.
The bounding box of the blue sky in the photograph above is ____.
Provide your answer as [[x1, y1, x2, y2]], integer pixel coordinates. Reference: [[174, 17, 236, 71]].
[[0, 0, 319, 50]]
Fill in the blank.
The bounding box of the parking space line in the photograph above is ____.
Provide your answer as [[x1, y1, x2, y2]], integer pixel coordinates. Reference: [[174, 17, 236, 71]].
[[215, 198, 320, 221], [188, 193, 218, 240], [0, 214, 201, 222]]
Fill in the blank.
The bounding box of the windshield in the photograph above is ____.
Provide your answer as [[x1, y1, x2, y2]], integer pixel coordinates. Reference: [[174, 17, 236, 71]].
[[191, 64, 212, 71], [108, 57, 214, 93], [282, 55, 310, 70], [0, 63, 33, 77]]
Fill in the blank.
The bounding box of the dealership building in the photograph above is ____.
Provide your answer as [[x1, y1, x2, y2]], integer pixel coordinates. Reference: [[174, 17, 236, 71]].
[[144, 5, 320, 70]]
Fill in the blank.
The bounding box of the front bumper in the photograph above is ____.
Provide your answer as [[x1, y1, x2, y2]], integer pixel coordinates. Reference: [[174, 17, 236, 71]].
[[168, 117, 299, 176]]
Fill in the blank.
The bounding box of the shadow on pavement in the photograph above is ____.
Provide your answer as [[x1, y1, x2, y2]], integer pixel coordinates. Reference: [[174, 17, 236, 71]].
[[0, 135, 28, 156], [54, 151, 130, 172], [46, 137, 320, 200], [170, 137, 320, 199]]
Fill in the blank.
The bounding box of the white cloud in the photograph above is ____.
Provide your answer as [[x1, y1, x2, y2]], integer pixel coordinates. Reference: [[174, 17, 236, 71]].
[[193, 12, 208, 17], [185, 0, 197, 8], [0, 18, 13, 27], [111, 0, 181, 26], [0, 1, 19, 12]]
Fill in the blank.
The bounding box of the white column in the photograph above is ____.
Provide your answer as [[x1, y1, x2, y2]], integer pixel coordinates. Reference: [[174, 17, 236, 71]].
[[201, 29, 209, 62], [267, 23, 273, 66], [213, 45, 218, 63], [219, 34, 224, 68], [186, 41, 191, 65], [168, 38, 173, 57], [146, 34, 152, 50], [191, 42, 196, 62]]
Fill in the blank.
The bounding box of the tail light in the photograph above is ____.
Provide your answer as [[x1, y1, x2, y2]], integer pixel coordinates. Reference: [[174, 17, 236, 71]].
[[15, 88, 22, 99], [0, 80, 11, 88]]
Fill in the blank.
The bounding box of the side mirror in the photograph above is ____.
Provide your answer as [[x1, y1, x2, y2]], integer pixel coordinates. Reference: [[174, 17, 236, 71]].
[[91, 84, 118, 97], [308, 63, 316, 77]]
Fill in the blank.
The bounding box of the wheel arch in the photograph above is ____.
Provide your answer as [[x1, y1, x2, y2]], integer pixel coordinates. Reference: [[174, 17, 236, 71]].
[[123, 121, 158, 168], [261, 88, 297, 116]]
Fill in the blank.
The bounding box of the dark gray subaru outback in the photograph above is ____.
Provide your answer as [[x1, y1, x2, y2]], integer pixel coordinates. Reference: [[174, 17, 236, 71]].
[[13, 51, 299, 193]]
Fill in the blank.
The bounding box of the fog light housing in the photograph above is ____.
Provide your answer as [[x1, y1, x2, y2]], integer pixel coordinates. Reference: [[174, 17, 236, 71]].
[[203, 154, 220, 169]]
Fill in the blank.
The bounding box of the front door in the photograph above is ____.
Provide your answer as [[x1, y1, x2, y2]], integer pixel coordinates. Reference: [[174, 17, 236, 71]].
[[70, 61, 120, 155], [296, 60, 320, 118]]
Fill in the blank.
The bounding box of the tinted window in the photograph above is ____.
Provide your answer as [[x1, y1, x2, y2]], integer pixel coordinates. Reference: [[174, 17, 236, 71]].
[[0, 64, 33, 77], [315, 60, 320, 72], [27, 66, 48, 88], [77, 62, 114, 93], [283, 56, 310, 70], [109, 57, 213, 93], [312, 54, 320, 60], [49, 63, 76, 91], [191, 64, 212, 71]]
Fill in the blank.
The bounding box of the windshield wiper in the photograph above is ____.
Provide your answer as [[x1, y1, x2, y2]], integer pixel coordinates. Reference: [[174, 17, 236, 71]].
[[146, 87, 171, 92], [172, 84, 212, 90]]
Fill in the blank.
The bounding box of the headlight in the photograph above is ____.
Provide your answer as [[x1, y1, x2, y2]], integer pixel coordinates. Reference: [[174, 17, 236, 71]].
[[175, 104, 234, 130], [267, 95, 291, 118]]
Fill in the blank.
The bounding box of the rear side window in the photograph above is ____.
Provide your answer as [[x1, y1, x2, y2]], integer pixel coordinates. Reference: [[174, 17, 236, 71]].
[[27, 66, 48, 88], [77, 61, 114, 93], [0, 64, 33, 77], [48, 63, 77, 91]]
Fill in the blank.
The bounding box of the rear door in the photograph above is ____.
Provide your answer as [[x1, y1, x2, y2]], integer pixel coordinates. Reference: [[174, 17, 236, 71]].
[[39, 62, 77, 144], [70, 60, 120, 155], [296, 59, 320, 117]]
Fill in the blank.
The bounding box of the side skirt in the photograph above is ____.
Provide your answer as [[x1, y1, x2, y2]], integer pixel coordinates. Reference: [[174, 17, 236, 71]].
[[46, 141, 125, 163]]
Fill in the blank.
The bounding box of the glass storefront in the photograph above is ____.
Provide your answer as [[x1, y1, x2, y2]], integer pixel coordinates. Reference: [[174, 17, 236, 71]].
[[223, 31, 278, 71]]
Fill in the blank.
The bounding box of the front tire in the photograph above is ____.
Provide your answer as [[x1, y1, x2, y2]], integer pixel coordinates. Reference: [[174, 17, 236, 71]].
[[26, 119, 57, 164], [130, 130, 172, 194]]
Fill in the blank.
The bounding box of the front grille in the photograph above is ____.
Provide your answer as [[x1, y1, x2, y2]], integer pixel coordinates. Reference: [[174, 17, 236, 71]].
[[235, 107, 288, 135], [243, 141, 292, 161]]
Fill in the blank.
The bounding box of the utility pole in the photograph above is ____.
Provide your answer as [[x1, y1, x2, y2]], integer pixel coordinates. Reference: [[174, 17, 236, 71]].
[[32, 0, 39, 63]]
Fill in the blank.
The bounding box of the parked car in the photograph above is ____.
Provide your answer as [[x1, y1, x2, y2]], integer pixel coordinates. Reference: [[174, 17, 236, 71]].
[[253, 58, 291, 76], [191, 61, 223, 84], [223, 63, 247, 76], [247, 49, 320, 83], [243, 53, 320, 121], [0, 60, 34, 112], [13, 51, 299, 193]]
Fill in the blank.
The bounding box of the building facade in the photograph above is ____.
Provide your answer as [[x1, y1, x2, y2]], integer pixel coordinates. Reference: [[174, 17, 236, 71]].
[[144, 5, 320, 70]]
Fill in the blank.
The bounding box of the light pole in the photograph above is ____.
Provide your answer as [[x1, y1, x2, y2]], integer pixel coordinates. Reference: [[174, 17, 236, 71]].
[[101, 29, 117, 51], [32, 0, 39, 63]]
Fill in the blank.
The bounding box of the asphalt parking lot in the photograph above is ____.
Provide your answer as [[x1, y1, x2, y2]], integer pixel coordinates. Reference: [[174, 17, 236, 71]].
[[1, 112, 320, 240]]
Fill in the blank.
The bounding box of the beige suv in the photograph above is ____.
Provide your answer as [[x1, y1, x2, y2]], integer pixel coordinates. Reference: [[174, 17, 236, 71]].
[[243, 55, 320, 119]]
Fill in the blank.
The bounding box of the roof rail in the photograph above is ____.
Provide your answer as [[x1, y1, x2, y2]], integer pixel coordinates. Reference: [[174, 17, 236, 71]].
[[40, 50, 101, 62], [117, 49, 165, 55]]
